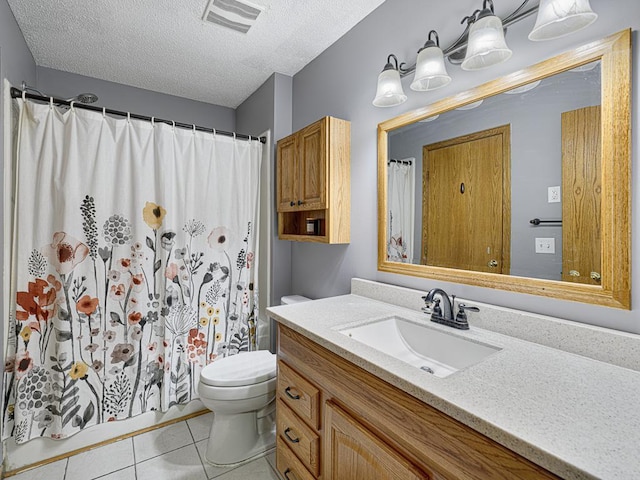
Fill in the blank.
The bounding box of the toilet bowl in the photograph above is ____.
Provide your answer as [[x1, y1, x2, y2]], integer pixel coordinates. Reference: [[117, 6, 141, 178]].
[[198, 350, 277, 466]]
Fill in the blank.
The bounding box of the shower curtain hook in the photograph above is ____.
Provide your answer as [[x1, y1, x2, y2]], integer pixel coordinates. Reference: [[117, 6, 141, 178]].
[[151, 116, 155, 127], [212, 128, 216, 137], [127, 112, 131, 124], [192, 124, 196, 134], [49, 97, 54, 110], [171, 121, 175, 131], [233, 132, 236, 141], [102, 107, 106, 118], [21, 89, 26, 102], [70, 101, 75, 111]]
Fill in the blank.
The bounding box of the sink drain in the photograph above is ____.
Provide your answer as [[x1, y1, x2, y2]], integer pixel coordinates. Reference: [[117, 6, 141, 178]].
[[420, 366, 435, 374]]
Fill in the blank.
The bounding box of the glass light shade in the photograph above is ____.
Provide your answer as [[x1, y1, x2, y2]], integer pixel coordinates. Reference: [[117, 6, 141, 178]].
[[372, 68, 407, 107], [529, 0, 597, 41], [410, 46, 452, 91], [461, 15, 512, 71]]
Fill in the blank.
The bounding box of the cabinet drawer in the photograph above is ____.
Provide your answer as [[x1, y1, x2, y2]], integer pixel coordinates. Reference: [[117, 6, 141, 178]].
[[277, 436, 316, 480], [277, 399, 320, 476], [277, 361, 321, 429]]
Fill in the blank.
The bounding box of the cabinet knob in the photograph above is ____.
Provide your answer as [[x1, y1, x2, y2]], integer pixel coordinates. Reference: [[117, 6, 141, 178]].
[[297, 200, 303, 206], [289, 201, 295, 207], [488, 260, 498, 267], [590, 271, 601, 281]]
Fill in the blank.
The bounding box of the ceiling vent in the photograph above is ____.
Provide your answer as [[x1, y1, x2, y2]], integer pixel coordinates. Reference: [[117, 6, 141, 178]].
[[202, 0, 264, 34]]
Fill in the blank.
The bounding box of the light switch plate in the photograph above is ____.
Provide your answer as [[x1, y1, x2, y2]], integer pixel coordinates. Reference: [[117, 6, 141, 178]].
[[548, 186, 561, 203], [535, 237, 556, 254]]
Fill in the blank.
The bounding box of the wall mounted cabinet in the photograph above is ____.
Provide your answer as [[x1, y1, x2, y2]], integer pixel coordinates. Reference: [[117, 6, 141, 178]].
[[277, 116, 350, 243]]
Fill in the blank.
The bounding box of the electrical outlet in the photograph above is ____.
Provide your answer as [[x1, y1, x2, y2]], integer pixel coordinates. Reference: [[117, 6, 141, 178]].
[[548, 186, 561, 203], [535, 237, 555, 254]]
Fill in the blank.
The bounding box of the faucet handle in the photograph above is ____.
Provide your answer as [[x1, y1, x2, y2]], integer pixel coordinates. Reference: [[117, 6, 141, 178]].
[[431, 298, 442, 318], [455, 303, 479, 329], [458, 303, 480, 313], [421, 295, 433, 314]]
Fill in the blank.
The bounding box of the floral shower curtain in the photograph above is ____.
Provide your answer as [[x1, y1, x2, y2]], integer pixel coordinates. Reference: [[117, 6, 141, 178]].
[[2, 98, 262, 443], [387, 159, 415, 263]]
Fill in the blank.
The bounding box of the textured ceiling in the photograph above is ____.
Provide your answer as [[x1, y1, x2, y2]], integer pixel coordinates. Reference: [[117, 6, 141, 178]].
[[7, 0, 386, 108]]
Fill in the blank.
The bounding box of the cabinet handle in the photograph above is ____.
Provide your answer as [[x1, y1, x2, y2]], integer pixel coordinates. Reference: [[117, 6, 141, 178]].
[[289, 201, 295, 207], [284, 427, 300, 443], [284, 386, 300, 400], [283, 468, 297, 480], [297, 200, 303, 205]]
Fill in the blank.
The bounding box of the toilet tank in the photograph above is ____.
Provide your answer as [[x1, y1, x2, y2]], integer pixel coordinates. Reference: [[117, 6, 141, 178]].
[[270, 295, 312, 352], [281, 295, 311, 305]]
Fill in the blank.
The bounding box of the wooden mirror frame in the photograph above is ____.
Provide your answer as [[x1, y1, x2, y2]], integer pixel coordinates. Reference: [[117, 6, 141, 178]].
[[377, 29, 631, 309]]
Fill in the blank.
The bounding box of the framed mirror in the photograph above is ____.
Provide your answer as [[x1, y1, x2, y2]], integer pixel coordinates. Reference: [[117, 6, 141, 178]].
[[377, 30, 631, 309]]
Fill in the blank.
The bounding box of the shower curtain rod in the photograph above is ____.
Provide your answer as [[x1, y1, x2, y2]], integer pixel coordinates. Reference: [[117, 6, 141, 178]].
[[10, 87, 267, 144]]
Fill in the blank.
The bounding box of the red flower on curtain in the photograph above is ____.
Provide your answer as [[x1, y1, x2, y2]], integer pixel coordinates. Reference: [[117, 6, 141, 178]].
[[41, 232, 89, 275], [16, 278, 58, 323], [187, 328, 207, 362], [76, 295, 99, 315]]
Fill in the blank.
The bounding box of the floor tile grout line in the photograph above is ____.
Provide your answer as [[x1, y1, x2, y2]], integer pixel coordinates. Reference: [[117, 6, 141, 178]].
[[133, 422, 197, 465], [135, 442, 196, 467], [131, 436, 138, 480], [185, 419, 198, 444], [91, 464, 135, 480]]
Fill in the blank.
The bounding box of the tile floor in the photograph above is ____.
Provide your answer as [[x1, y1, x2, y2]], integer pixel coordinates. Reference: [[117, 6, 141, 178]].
[[9, 413, 281, 480]]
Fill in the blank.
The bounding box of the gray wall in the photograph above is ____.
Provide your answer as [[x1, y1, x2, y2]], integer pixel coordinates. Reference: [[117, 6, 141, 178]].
[[236, 73, 293, 309], [389, 67, 600, 280], [36, 67, 235, 130], [0, 0, 37, 457], [290, 0, 640, 333]]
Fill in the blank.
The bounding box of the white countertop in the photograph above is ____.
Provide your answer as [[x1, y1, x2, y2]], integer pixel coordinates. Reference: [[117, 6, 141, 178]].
[[267, 294, 640, 480]]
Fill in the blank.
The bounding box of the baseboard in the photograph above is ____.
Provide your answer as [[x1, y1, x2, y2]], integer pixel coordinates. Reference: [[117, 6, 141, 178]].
[[3, 409, 208, 478]]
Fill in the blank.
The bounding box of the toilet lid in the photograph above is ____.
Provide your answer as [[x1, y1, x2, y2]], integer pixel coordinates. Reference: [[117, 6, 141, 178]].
[[200, 350, 276, 387]]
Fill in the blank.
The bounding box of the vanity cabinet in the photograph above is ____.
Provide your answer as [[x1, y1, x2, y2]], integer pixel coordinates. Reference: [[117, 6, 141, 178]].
[[276, 324, 560, 480], [276, 116, 350, 244]]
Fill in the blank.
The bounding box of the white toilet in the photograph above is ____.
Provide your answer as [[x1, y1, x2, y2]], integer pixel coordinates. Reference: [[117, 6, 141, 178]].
[[198, 295, 311, 466]]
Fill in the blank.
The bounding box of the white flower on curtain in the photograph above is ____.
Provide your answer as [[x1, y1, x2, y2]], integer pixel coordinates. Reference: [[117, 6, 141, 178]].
[[3, 99, 262, 443]]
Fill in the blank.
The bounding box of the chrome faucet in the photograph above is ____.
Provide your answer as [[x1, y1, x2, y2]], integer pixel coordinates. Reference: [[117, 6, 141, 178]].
[[421, 288, 479, 330]]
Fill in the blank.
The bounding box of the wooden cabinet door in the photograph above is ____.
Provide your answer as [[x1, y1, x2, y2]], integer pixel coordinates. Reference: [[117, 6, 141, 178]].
[[277, 134, 299, 212], [562, 105, 601, 284], [298, 120, 327, 210], [422, 125, 510, 273], [324, 402, 430, 480]]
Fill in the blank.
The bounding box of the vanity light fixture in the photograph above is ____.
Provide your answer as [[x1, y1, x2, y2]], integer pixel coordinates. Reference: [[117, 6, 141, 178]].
[[529, 0, 597, 41], [410, 31, 452, 92], [461, 0, 512, 71], [372, 54, 408, 107], [372, 0, 598, 107]]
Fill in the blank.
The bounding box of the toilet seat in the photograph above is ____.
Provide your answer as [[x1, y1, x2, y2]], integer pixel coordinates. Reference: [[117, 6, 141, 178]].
[[198, 376, 276, 401], [200, 350, 276, 387]]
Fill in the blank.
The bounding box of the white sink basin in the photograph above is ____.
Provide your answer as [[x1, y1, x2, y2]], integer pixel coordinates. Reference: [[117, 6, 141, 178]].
[[338, 316, 501, 378]]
